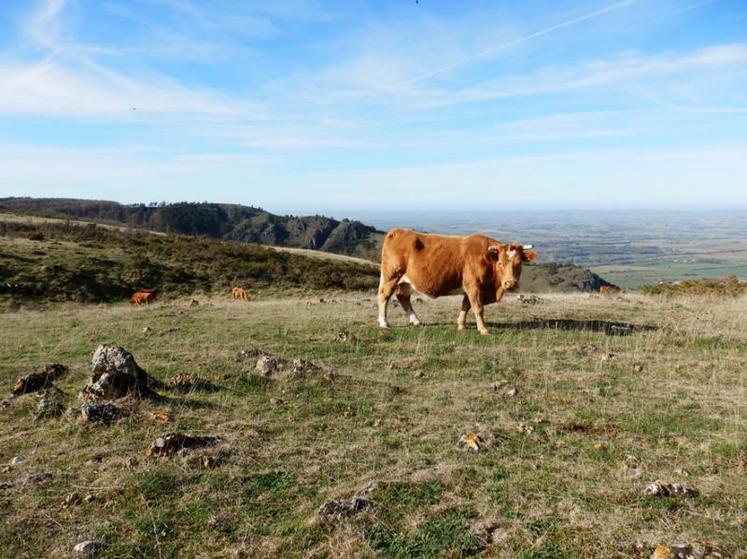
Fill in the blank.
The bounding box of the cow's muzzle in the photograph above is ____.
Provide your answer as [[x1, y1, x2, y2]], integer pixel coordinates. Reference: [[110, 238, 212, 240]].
[[502, 280, 518, 290]]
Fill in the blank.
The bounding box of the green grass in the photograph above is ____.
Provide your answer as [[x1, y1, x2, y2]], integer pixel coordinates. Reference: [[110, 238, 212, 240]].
[[0, 292, 745, 558]]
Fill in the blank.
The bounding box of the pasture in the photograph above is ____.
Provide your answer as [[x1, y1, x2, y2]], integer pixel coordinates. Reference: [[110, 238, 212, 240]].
[[1, 293, 745, 558]]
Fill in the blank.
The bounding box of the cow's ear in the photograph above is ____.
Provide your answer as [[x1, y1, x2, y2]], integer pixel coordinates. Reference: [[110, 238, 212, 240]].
[[522, 250, 537, 262]]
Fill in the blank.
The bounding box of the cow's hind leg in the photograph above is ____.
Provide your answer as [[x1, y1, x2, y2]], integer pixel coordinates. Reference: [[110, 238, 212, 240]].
[[378, 273, 400, 328], [396, 283, 422, 326], [457, 294, 471, 331]]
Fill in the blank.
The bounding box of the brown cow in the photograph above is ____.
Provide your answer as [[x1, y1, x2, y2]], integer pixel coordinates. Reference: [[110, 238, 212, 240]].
[[130, 289, 156, 305], [231, 286, 251, 301], [599, 285, 622, 295], [378, 229, 537, 335]]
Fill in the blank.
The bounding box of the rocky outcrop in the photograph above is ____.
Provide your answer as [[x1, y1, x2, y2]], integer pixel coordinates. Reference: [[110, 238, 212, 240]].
[[80, 345, 161, 401]]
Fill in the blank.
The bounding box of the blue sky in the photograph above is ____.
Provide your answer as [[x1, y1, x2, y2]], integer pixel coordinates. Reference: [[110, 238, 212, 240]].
[[1, 0, 746, 213]]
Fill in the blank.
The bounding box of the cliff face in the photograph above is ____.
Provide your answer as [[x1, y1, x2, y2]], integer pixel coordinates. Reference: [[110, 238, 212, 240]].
[[0, 198, 383, 258]]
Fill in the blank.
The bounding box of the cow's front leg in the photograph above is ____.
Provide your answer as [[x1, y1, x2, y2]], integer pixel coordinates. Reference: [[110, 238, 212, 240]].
[[466, 289, 490, 335], [457, 295, 471, 331], [377, 274, 400, 328]]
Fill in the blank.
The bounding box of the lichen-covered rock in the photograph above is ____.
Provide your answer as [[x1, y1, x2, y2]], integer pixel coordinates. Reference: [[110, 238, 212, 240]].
[[146, 432, 223, 457], [81, 345, 160, 401], [81, 402, 120, 423], [318, 497, 371, 521], [12, 364, 68, 396]]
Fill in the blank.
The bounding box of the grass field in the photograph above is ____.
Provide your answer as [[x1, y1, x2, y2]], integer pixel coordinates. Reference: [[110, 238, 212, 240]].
[[1, 293, 745, 558]]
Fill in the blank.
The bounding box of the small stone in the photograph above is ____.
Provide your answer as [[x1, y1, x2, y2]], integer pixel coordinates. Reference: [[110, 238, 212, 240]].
[[33, 388, 66, 420], [321, 370, 339, 382], [81, 402, 120, 423], [21, 472, 53, 486], [633, 364, 644, 373], [201, 455, 222, 469], [64, 492, 82, 507], [650, 544, 695, 559], [516, 423, 534, 435], [318, 497, 371, 521], [73, 540, 106, 558], [458, 433, 484, 451], [290, 358, 318, 375], [505, 387, 518, 397], [149, 412, 173, 423], [335, 331, 357, 343], [9, 456, 24, 466], [84, 494, 95, 503], [142, 327, 151, 334], [256, 355, 280, 376], [469, 520, 503, 543], [146, 432, 223, 458], [643, 480, 698, 497]]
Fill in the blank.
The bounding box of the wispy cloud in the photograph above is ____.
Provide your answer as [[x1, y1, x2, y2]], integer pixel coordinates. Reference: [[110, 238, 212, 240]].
[[0, 59, 256, 117], [411, 0, 639, 83], [24, 0, 68, 47]]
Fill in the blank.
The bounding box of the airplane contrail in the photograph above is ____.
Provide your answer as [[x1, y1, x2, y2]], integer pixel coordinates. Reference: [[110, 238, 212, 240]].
[[411, 0, 638, 83]]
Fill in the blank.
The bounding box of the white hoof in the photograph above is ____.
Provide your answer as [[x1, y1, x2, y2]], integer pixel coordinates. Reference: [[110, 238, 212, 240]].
[[409, 314, 422, 326], [378, 317, 389, 328]]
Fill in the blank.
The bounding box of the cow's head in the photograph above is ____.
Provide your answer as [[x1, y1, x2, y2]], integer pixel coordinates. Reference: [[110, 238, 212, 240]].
[[488, 243, 537, 292]]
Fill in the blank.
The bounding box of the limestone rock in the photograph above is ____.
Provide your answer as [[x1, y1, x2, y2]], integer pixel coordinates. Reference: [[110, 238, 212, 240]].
[[81, 345, 160, 401]]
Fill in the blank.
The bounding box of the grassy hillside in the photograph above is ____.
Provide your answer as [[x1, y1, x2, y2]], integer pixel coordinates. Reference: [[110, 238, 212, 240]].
[[1, 293, 744, 558], [0, 218, 380, 305], [0, 198, 384, 260]]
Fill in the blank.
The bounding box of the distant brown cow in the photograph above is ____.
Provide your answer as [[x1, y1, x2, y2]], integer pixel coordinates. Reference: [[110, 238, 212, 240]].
[[231, 286, 251, 301], [378, 228, 537, 335], [599, 285, 622, 295], [130, 289, 156, 305]]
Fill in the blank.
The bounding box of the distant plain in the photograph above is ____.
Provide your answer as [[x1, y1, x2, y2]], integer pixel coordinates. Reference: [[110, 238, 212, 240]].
[[343, 210, 747, 289]]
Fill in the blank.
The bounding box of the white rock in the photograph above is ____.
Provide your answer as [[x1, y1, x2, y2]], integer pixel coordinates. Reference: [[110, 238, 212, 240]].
[[73, 540, 106, 558]]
